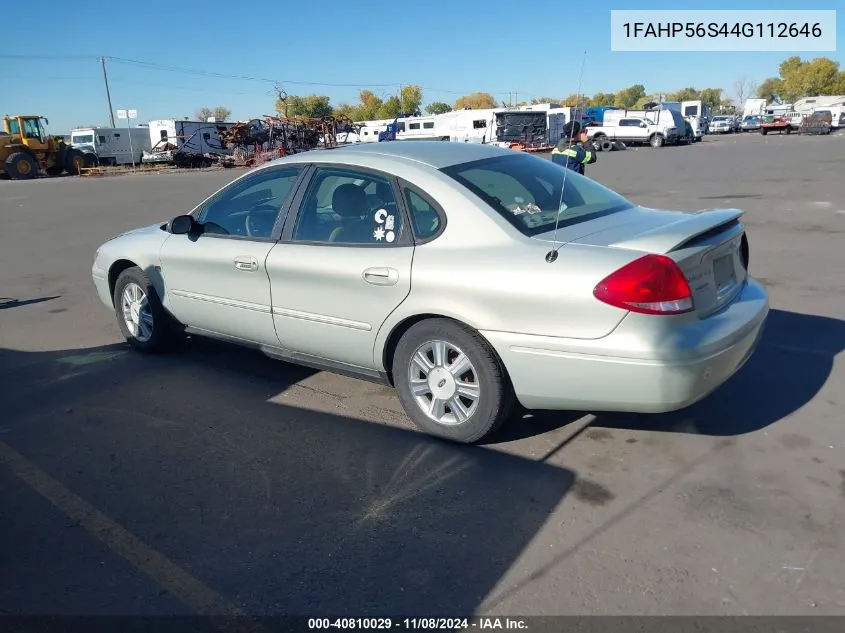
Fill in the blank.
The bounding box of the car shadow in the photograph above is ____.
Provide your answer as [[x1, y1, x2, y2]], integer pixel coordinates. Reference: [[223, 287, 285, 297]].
[[0, 342, 576, 617], [0, 296, 60, 310], [589, 308, 845, 436]]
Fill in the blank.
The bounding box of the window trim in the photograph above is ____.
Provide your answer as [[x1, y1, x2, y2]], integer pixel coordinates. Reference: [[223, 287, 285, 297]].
[[279, 163, 414, 249], [188, 164, 309, 243], [395, 177, 447, 245]]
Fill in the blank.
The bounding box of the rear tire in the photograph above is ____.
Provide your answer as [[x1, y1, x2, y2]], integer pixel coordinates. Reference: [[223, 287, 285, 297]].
[[4, 152, 38, 180], [599, 139, 613, 152], [392, 318, 515, 444], [112, 266, 181, 354]]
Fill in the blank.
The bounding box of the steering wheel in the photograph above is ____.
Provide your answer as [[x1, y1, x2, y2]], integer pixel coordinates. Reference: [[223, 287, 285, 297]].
[[244, 203, 280, 237]]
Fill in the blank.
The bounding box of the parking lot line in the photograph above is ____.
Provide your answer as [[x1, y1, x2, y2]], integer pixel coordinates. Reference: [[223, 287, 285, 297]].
[[0, 440, 265, 632]]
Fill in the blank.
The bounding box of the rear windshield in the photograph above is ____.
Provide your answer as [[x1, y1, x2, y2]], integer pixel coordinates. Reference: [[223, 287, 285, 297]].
[[440, 153, 633, 237]]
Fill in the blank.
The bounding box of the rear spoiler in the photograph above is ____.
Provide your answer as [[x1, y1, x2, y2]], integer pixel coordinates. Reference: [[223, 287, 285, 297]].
[[608, 208, 744, 253]]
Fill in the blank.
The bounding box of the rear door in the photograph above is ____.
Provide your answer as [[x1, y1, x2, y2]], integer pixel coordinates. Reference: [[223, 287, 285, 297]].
[[267, 164, 414, 371]]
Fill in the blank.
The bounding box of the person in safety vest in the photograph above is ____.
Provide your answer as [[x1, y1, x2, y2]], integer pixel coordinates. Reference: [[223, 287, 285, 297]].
[[550, 120, 596, 175]]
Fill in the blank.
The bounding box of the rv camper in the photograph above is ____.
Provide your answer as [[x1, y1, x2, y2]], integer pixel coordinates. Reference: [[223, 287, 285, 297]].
[[143, 119, 235, 163]]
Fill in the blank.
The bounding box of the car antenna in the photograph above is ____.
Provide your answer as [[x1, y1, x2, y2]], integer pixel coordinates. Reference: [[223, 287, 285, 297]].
[[545, 50, 588, 264]]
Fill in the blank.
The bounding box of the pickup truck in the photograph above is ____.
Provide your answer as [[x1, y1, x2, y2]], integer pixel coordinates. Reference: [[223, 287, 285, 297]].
[[585, 116, 677, 148]]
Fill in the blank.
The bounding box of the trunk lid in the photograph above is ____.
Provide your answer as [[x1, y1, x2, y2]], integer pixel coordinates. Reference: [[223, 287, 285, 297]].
[[534, 206, 748, 317]]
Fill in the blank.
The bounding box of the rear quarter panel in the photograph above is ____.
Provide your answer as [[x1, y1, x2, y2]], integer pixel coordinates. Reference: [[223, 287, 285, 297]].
[[370, 168, 642, 368]]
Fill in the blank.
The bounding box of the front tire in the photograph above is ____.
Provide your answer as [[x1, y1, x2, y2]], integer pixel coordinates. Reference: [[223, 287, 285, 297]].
[[65, 148, 94, 174], [5, 152, 38, 179], [392, 319, 515, 443], [649, 133, 664, 148], [112, 266, 180, 353]]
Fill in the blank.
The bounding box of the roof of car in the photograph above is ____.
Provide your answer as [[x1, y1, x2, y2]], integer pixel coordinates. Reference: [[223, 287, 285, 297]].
[[283, 140, 514, 170]]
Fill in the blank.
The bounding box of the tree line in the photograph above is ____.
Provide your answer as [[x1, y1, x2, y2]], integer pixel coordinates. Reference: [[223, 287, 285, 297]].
[[203, 56, 845, 123]]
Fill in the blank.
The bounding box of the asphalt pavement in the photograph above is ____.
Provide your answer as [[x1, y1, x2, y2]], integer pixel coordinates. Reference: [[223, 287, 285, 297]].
[[1, 133, 845, 620]]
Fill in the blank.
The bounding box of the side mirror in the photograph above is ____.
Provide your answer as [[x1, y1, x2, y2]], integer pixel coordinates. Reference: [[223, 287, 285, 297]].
[[169, 214, 197, 235]]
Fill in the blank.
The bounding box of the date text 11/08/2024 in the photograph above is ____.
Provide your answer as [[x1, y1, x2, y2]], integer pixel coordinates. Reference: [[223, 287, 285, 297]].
[[307, 618, 529, 629], [621, 22, 823, 38]]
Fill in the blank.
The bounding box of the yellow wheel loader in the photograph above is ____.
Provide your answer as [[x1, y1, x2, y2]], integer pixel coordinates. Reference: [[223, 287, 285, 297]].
[[1, 115, 96, 180]]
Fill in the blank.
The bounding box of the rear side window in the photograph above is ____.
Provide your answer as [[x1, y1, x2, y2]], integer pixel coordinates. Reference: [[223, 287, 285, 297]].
[[404, 189, 442, 240], [440, 153, 633, 237]]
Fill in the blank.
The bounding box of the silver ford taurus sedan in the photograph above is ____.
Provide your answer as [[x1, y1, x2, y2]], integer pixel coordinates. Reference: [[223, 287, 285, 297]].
[[91, 141, 769, 443]]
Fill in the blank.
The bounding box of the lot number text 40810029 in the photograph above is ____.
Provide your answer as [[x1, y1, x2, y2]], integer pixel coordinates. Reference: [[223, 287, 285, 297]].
[[306, 617, 529, 629]]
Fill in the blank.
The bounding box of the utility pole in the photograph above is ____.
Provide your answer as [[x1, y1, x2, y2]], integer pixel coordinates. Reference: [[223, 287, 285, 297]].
[[101, 57, 115, 127]]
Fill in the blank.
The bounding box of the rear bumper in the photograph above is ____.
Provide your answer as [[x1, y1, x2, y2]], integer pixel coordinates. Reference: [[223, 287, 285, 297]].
[[482, 278, 769, 413]]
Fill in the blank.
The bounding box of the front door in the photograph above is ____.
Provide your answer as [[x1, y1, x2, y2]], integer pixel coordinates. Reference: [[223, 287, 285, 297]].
[[158, 165, 306, 346], [267, 165, 414, 370], [23, 118, 50, 151]]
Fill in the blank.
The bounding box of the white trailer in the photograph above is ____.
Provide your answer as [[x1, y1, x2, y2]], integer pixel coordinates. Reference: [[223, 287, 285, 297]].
[[70, 126, 152, 166], [396, 115, 444, 140], [432, 104, 576, 146], [517, 103, 592, 145], [146, 119, 234, 156], [427, 109, 498, 143], [742, 99, 767, 118], [680, 100, 712, 123], [793, 95, 845, 115]]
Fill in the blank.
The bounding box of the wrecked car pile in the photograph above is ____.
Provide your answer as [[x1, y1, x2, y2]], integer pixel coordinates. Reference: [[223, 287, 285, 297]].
[[217, 115, 361, 168]]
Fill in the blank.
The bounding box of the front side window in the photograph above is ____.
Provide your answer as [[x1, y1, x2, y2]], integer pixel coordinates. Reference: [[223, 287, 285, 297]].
[[293, 167, 404, 245], [197, 166, 302, 239], [23, 118, 41, 139], [441, 153, 633, 237]]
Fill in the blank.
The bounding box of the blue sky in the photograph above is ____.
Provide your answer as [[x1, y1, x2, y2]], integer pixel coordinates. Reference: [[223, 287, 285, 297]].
[[2, 0, 841, 133]]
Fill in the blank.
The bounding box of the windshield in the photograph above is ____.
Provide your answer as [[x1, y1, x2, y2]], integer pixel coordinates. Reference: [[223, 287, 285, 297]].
[[72, 134, 94, 144], [440, 153, 634, 237]]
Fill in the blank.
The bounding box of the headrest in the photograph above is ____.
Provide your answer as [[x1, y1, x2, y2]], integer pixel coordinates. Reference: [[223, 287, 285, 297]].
[[332, 184, 367, 218]]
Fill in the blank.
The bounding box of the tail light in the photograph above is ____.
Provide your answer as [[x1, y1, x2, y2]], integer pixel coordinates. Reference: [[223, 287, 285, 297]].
[[593, 254, 694, 315]]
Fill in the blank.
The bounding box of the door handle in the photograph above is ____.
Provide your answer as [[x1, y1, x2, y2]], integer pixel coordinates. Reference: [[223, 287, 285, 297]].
[[362, 266, 399, 286], [234, 256, 258, 272]]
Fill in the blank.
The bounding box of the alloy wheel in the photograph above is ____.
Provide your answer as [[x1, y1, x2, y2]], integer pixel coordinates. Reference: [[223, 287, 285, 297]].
[[121, 282, 153, 342], [407, 339, 480, 426]]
